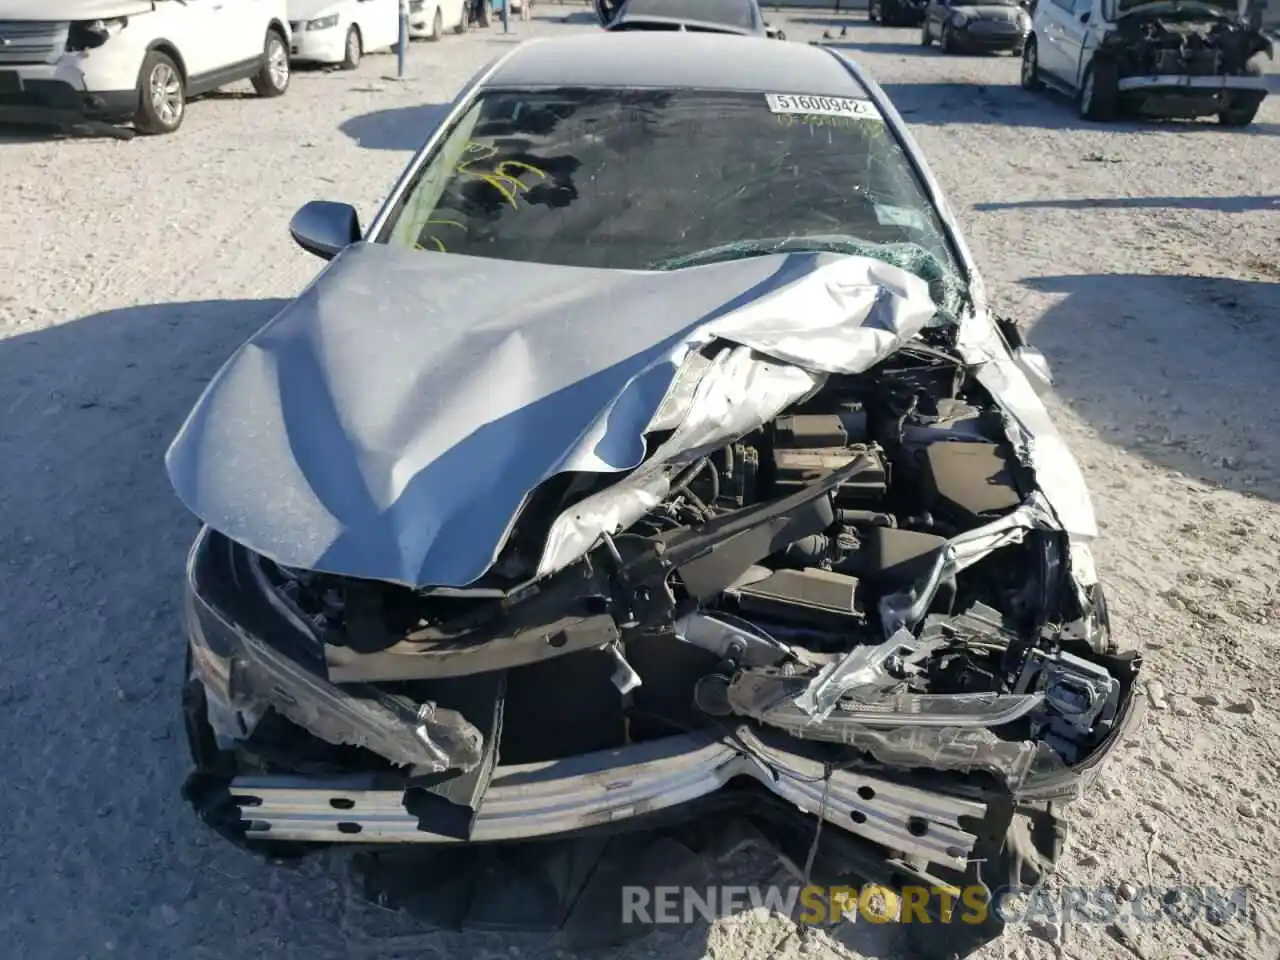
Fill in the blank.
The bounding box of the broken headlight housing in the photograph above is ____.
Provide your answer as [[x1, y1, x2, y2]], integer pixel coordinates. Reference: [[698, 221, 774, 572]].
[[67, 18, 128, 51]]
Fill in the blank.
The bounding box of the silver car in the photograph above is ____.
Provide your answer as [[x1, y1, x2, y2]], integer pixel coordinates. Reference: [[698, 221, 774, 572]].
[[172, 32, 1141, 922]]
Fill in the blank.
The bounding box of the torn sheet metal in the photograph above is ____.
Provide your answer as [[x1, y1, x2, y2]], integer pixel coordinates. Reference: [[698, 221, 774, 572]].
[[954, 316, 1099, 589], [166, 242, 934, 589]]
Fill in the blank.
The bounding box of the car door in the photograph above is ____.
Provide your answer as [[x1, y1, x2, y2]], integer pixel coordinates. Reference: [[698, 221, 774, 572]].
[[357, 0, 400, 50], [215, 0, 271, 65], [927, 0, 949, 37], [152, 0, 232, 76], [1034, 0, 1076, 81], [1054, 0, 1093, 87]]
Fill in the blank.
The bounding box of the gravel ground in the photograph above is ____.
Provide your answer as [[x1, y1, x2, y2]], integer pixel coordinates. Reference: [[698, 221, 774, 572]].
[[1, 9, 1278, 960]]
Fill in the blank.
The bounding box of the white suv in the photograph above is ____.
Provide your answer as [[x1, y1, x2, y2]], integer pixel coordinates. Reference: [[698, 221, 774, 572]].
[[0, 1, 293, 136]]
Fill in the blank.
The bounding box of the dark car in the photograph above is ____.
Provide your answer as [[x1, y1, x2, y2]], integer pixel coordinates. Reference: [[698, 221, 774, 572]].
[[597, 0, 784, 36], [921, 0, 1032, 52], [869, 0, 930, 27]]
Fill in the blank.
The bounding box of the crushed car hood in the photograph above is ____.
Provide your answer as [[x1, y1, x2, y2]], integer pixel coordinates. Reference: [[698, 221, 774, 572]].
[[166, 242, 940, 589], [0, 0, 154, 17]]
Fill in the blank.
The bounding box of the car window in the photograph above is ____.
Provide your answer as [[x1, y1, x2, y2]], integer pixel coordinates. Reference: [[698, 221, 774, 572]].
[[618, 0, 755, 28], [379, 88, 961, 291]]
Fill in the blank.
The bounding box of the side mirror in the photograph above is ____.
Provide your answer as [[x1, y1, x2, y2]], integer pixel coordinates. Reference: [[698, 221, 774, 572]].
[[1014, 345, 1054, 396], [766, 24, 786, 38], [289, 200, 361, 260]]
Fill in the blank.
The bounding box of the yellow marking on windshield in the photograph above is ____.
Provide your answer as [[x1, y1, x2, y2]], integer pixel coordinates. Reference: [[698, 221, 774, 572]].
[[455, 142, 548, 209], [416, 218, 467, 253]]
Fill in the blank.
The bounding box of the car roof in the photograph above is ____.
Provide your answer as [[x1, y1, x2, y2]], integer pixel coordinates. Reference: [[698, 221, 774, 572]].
[[483, 33, 867, 97]]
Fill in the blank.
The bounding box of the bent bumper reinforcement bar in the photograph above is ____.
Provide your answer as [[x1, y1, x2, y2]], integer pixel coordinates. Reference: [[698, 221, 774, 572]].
[[229, 729, 987, 867]]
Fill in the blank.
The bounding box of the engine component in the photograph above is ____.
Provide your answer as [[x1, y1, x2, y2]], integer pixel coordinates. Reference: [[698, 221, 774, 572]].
[[774, 411, 869, 447], [1025, 650, 1121, 764], [769, 413, 889, 507], [919, 441, 1021, 527], [730, 567, 862, 627], [841, 526, 949, 588]]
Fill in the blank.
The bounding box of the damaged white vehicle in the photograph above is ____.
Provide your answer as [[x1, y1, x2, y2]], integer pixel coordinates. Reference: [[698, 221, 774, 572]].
[[170, 32, 1142, 918]]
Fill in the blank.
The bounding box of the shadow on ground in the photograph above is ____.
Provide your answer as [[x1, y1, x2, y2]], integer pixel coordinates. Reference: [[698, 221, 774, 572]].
[[976, 195, 1279, 213], [1024, 272, 1280, 502], [339, 101, 451, 150], [0, 295, 1003, 959]]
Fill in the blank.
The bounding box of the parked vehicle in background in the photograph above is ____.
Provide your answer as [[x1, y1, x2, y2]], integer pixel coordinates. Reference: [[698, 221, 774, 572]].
[[409, 0, 470, 39], [869, 0, 929, 27], [604, 0, 780, 36], [0, 0, 291, 136], [921, 0, 1031, 52], [1021, 0, 1272, 125], [288, 0, 399, 69]]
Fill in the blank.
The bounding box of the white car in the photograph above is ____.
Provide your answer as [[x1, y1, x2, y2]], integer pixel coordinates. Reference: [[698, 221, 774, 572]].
[[0, 0, 292, 136], [1021, 0, 1273, 125], [288, 0, 400, 69], [408, 0, 470, 39]]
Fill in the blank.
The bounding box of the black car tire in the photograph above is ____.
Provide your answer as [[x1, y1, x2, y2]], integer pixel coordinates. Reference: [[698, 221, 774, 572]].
[[134, 50, 185, 135], [1218, 61, 1263, 127], [1020, 35, 1043, 90], [941, 22, 957, 52], [429, 7, 443, 39], [340, 26, 362, 70], [251, 28, 290, 98], [1079, 58, 1119, 121]]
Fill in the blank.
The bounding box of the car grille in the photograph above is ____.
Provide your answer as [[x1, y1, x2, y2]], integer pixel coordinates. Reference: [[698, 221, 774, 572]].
[[0, 20, 70, 65], [289, 20, 304, 32], [970, 19, 1020, 35]]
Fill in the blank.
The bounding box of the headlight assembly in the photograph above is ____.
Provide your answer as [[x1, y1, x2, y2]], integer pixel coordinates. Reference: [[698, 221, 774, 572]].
[[67, 17, 128, 51], [308, 14, 341, 30]]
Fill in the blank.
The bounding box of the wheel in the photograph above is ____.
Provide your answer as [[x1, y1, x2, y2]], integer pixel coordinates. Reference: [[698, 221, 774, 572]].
[[1079, 59, 1119, 121], [134, 50, 185, 135], [251, 29, 290, 98], [340, 25, 361, 70], [940, 22, 956, 52], [454, 2, 469, 32], [1020, 35, 1043, 89], [429, 7, 443, 39], [1219, 61, 1263, 127], [920, 20, 932, 44]]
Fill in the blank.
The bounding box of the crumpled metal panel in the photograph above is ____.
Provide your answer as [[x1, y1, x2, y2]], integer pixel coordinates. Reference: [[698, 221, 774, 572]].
[[165, 242, 934, 588]]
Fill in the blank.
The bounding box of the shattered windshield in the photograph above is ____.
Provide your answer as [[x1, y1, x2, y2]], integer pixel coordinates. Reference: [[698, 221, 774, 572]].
[[379, 87, 967, 322]]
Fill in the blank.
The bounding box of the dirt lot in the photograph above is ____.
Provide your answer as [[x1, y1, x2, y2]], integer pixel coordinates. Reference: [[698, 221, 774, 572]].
[[1, 8, 1278, 960]]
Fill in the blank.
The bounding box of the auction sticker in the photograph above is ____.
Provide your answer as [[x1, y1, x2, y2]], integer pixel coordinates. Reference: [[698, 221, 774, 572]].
[[765, 93, 882, 120]]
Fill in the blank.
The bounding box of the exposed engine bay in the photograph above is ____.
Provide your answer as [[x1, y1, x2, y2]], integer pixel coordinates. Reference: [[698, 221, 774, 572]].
[[1104, 6, 1271, 76], [190, 332, 1137, 804]]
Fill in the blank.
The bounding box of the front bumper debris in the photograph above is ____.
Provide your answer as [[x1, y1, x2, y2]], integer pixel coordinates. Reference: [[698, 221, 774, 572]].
[[193, 717, 988, 867]]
